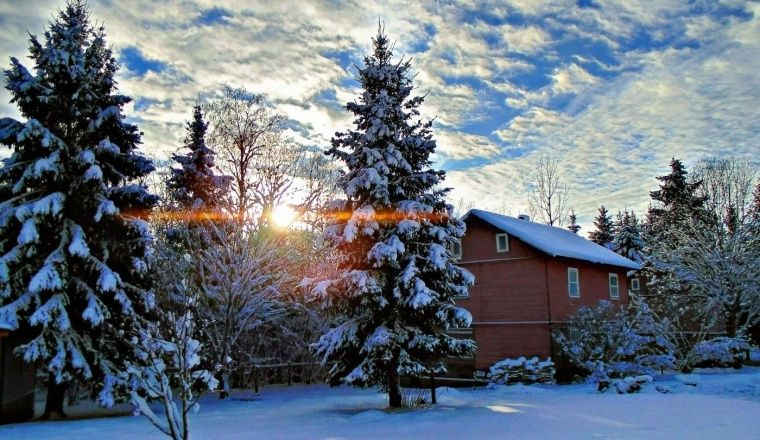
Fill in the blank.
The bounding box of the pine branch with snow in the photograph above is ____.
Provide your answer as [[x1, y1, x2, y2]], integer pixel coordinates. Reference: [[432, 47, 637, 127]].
[[612, 210, 644, 262]]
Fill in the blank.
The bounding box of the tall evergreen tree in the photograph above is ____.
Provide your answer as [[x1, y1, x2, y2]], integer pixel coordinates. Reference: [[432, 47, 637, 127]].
[[0, 1, 158, 416], [648, 158, 707, 235], [566, 208, 581, 234], [588, 205, 614, 247], [311, 27, 474, 408], [167, 105, 230, 216]]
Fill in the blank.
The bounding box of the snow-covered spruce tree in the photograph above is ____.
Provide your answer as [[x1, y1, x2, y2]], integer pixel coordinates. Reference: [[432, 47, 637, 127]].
[[311, 28, 474, 408], [613, 210, 644, 263], [0, 1, 157, 416], [167, 105, 230, 216], [588, 205, 614, 248], [647, 158, 708, 237], [641, 159, 726, 371]]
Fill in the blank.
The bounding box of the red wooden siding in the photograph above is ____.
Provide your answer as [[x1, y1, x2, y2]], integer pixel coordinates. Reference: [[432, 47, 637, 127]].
[[545, 258, 629, 322]]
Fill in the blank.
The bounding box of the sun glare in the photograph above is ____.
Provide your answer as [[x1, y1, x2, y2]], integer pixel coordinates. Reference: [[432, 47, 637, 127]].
[[271, 205, 296, 228]]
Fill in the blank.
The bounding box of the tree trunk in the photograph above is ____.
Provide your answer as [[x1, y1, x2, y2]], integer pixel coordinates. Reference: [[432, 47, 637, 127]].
[[218, 371, 229, 399], [387, 360, 401, 408], [42, 374, 67, 420]]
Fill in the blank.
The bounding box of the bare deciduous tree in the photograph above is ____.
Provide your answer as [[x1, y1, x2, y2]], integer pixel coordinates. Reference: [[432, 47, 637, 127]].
[[130, 241, 218, 440], [691, 156, 758, 232], [204, 85, 340, 229], [190, 224, 289, 397], [643, 218, 760, 369], [205, 85, 284, 224], [528, 154, 570, 226]]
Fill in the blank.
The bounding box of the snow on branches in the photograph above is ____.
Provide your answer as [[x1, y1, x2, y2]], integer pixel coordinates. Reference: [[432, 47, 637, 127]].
[[0, 1, 158, 398], [310, 26, 474, 408]]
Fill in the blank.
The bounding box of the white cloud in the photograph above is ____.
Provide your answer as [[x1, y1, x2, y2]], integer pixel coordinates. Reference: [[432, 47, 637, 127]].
[[549, 63, 598, 95], [434, 130, 502, 160], [502, 24, 552, 54]]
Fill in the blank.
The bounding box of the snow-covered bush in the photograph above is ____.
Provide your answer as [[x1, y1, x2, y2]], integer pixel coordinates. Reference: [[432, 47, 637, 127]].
[[691, 337, 752, 368], [554, 300, 674, 382], [488, 357, 555, 385], [598, 375, 653, 394]]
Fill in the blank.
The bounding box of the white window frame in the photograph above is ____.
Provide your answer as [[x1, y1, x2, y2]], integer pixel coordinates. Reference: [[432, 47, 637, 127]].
[[630, 278, 640, 291], [495, 233, 509, 253], [609, 273, 620, 300], [568, 267, 580, 298], [451, 241, 462, 259], [453, 285, 470, 299]]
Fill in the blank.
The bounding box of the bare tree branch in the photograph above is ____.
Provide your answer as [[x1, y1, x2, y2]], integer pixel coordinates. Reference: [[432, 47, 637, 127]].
[[528, 154, 570, 226]]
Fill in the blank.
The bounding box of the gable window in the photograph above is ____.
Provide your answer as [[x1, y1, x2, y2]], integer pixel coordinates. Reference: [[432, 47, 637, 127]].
[[609, 273, 620, 300], [630, 278, 640, 292], [451, 241, 462, 259], [495, 233, 509, 253], [567, 268, 580, 298]]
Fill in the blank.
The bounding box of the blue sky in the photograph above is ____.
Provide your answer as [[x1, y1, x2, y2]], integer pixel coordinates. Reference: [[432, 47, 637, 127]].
[[1, 0, 758, 229]]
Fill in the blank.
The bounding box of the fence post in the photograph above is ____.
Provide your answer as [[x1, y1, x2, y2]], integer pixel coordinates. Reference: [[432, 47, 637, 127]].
[[254, 366, 260, 394], [288, 361, 293, 386], [430, 371, 437, 405]]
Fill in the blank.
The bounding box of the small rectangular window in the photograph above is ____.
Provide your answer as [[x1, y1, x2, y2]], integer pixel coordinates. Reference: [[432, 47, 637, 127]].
[[631, 278, 640, 291], [496, 233, 509, 253], [453, 285, 470, 299], [609, 273, 620, 300], [568, 268, 579, 298], [451, 241, 462, 259]]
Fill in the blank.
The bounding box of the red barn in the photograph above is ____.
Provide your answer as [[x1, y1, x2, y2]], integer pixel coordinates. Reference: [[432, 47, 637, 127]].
[[452, 209, 640, 371]]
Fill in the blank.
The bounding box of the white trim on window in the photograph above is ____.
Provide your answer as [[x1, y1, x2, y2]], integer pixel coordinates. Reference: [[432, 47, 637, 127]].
[[630, 278, 640, 291], [568, 267, 580, 298], [495, 233, 509, 253], [453, 285, 470, 299], [609, 273, 620, 300], [452, 241, 462, 259]]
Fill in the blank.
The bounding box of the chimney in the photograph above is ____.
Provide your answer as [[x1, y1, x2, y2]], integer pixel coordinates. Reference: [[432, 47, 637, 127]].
[[518, 214, 531, 221]]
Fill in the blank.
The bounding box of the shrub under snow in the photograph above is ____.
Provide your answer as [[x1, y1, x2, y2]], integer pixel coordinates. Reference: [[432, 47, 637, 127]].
[[488, 357, 556, 385], [691, 337, 752, 368], [553, 300, 674, 382], [598, 375, 654, 394]]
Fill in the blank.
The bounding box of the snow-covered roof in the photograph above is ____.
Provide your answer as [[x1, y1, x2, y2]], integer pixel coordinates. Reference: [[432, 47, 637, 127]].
[[462, 209, 641, 270]]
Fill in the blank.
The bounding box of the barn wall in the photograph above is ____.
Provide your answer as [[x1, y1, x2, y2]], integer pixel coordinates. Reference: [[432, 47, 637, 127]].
[[457, 258, 549, 323], [459, 217, 540, 261], [455, 216, 632, 372], [472, 324, 551, 370], [545, 258, 629, 322]]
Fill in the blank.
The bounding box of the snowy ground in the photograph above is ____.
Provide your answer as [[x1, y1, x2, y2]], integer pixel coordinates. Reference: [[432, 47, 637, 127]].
[[2, 367, 759, 439]]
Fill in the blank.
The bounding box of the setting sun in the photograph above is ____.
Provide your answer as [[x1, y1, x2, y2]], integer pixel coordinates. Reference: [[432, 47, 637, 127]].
[[271, 204, 296, 228]]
